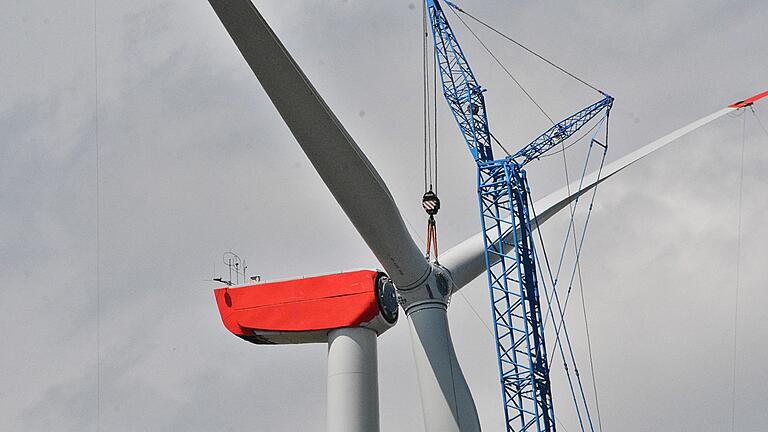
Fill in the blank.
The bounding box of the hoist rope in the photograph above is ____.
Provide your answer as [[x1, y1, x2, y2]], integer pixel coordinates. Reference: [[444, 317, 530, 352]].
[[530, 114, 610, 432], [421, 3, 442, 262], [540, 115, 607, 328], [537, 195, 600, 432], [545, 119, 608, 428], [556, 126, 607, 432], [532, 236, 590, 432], [550, 115, 608, 389], [554, 117, 607, 364], [422, 1, 440, 192], [753, 106, 768, 139], [533, 205, 596, 432], [434, 44, 439, 193], [731, 111, 747, 432], [445, 2, 604, 95], [532, 205, 590, 432], [422, 1, 433, 192]]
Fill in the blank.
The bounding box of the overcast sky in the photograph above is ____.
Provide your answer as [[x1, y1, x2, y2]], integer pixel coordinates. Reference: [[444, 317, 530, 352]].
[[2, 1, 767, 431]]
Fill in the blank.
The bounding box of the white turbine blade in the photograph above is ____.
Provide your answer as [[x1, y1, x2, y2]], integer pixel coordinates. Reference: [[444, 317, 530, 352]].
[[408, 307, 481, 432], [208, 0, 429, 288], [533, 106, 734, 223], [442, 105, 738, 291]]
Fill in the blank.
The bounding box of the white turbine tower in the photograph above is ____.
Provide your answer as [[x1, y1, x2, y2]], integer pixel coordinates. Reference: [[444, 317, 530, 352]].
[[206, 1, 766, 431]]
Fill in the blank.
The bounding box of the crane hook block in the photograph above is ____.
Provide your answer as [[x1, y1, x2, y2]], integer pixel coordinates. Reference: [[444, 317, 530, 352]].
[[422, 190, 441, 216]]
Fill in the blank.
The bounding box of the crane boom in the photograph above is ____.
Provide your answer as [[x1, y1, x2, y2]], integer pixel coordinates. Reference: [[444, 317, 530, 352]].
[[426, 1, 612, 431], [427, 0, 493, 162]]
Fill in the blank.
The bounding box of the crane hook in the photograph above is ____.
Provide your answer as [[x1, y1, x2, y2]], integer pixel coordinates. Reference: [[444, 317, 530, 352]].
[[422, 190, 441, 262]]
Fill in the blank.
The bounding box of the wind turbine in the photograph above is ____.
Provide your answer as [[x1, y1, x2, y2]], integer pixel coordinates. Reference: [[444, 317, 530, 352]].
[[206, 1, 766, 431]]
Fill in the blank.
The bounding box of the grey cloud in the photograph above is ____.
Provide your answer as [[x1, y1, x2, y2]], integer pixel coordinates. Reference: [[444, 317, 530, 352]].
[[2, 0, 767, 431]]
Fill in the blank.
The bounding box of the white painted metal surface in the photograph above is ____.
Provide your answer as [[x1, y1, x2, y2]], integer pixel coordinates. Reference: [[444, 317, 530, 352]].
[[327, 328, 379, 432], [408, 305, 480, 432]]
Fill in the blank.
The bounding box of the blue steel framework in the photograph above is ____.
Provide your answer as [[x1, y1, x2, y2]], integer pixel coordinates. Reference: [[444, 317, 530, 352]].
[[426, 1, 613, 431]]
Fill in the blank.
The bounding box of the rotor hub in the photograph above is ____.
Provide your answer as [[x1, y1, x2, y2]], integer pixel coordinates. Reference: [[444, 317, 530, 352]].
[[396, 263, 453, 315]]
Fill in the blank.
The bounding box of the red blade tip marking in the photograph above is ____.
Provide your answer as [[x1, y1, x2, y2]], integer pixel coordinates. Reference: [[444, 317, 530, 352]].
[[729, 90, 768, 108]]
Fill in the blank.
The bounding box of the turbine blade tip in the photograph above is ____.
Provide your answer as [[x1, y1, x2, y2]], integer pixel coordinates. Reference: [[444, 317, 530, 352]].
[[729, 90, 768, 108]]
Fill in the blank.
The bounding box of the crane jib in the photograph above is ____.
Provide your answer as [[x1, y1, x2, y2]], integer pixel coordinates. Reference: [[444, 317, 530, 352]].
[[427, 0, 494, 163], [511, 96, 614, 166]]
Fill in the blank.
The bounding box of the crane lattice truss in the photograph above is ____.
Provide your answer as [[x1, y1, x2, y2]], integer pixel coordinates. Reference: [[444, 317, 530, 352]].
[[478, 162, 556, 431], [427, 1, 612, 430]]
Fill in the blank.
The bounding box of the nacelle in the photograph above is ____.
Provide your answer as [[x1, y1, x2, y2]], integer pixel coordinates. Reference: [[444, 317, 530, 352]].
[[214, 269, 398, 344]]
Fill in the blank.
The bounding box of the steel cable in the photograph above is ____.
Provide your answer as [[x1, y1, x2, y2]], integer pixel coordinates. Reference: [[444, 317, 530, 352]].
[[445, 1, 604, 95]]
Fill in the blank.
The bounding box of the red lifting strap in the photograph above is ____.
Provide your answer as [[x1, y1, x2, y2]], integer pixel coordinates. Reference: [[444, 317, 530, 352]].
[[425, 215, 438, 263], [422, 191, 441, 262]]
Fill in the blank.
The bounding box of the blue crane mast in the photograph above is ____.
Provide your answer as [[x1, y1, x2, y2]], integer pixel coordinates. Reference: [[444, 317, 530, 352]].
[[425, 1, 613, 431]]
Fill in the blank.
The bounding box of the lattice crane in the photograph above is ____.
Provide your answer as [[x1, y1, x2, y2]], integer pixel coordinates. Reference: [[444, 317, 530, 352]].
[[426, 1, 613, 430]]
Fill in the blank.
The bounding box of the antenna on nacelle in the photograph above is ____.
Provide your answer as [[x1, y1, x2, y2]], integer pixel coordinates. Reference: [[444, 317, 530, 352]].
[[209, 251, 260, 286]]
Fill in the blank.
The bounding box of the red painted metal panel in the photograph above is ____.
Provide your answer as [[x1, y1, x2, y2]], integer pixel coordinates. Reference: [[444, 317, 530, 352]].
[[214, 270, 380, 337], [729, 90, 768, 108]]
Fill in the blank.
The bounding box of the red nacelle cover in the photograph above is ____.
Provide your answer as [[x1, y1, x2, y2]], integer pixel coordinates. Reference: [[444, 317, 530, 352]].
[[214, 270, 389, 344]]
